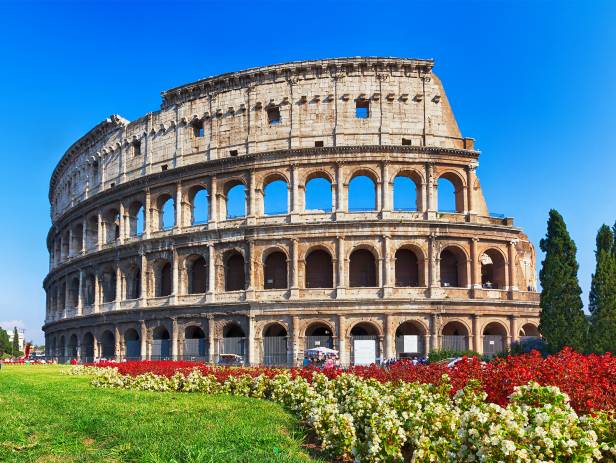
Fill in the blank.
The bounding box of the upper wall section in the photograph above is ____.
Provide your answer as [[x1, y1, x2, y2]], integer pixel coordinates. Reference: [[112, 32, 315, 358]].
[[49, 57, 474, 220]]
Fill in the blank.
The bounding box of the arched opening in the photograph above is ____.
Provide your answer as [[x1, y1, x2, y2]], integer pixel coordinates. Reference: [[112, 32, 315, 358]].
[[188, 256, 208, 294], [49, 337, 57, 358], [100, 330, 115, 360], [84, 273, 95, 306], [441, 321, 469, 352], [58, 335, 66, 360], [158, 195, 175, 230], [483, 322, 508, 356], [395, 321, 426, 358], [348, 175, 376, 212], [393, 175, 418, 211], [225, 252, 245, 291], [101, 269, 116, 303], [67, 334, 78, 359], [104, 209, 121, 243], [72, 224, 84, 254], [304, 322, 333, 350], [156, 261, 173, 297], [184, 326, 206, 360], [395, 248, 420, 287], [221, 323, 246, 359], [349, 249, 377, 287], [126, 267, 141, 300], [152, 326, 171, 360], [190, 187, 209, 225], [81, 333, 95, 362], [69, 277, 80, 307], [86, 215, 98, 250], [305, 249, 333, 288], [305, 176, 332, 212], [440, 247, 467, 288], [262, 323, 288, 366], [225, 182, 246, 219], [519, 323, 541, 345], [350, 322, 380, 366], [437, 173, 464, 213], [263, 251, 287, 289], [124, 328, 141, 360], [481, 249, 507, 289], [129, 201, 145, 237], [263, 179, 288, 215]]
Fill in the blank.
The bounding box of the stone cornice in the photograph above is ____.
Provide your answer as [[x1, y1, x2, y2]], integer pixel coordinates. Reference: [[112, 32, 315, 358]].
[[160, 57, 435, 109], [49, 115, 128, 201]]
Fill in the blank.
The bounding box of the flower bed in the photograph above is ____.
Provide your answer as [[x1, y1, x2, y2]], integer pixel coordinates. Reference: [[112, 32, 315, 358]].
[[73, 364, 616, 462], [91, 348, 616, 414]]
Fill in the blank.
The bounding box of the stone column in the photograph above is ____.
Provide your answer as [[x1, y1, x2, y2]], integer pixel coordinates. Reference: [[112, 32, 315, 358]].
[[382, 235, 392, 295], [140, 253, 148, 305], [381, 161, 391, 216], [335, 163, 346, 213], [207, 245, 216, 300], [472, 315, 480, 353], [430, 313, 438, 352], [335, 236, 345, 298], [209, 176, 218, 228], [115, 265, 122, 309], [144, 189, 152, 238], [175, 183, 183, 230], [337, 314, 349, 366], [245, 240, 255, 299], [248, 171, 256, 222], [247, 315, 256, 366], [119, 202, 126, 244], [466, 165, 476, 217], [140, 321, 147, 360], [68, 228, 74, 257], [97, 210, 103, 250], [207, 315, 216, 363], [428, 234, 440, 297], [290, 164, 299, 215], [383, 314, 394, 360], [290, 315, 300, 367], [471, 238, 480, 290], [114, 325, 122, 361], [290, 238, 299, 298], [509, 315, 518, 347], [94, 273, 100, 313], [171, 318, 178, 360], [172, 249, 179, 301], [82, 218, 88, 252], [425, 163, 436, 219], [508, 240, 518, 291], [77, 270, 84, 316]]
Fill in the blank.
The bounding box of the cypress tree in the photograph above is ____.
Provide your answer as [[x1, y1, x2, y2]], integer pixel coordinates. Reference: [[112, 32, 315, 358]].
[[538, 209, 587, 352], [589, 225, 616, 353], [12, 327, 19, 355], [0, 328, 10, 355]]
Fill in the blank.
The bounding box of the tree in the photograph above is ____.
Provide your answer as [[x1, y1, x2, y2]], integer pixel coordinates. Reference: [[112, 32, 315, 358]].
[[0, 328, 11, 355], [589, 224, 616, 353], [12, 327, 20, 355], [538, 209, 588, 352]]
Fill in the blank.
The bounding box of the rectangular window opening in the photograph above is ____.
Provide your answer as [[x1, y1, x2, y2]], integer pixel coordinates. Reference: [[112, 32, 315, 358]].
[[161, 164, 168, 171], [402, 138, 412, 146], [133, 141, 141, 156], [267, 106, 281, 125], [229, 150, 238, 157], [314, 140, 324, 147], [355, 99, 369, 119], [193, 121, 204, 138]]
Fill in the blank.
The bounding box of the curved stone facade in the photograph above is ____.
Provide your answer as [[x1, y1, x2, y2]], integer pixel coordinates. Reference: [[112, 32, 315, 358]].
[[43, 57, 540, 365]]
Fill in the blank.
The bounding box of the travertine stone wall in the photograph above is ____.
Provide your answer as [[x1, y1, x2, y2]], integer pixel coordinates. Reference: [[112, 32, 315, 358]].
[[43, 58, 540, 366]]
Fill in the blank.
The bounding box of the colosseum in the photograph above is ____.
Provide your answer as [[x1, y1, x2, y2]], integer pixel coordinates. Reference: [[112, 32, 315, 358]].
[[43, 57, 540, 366]]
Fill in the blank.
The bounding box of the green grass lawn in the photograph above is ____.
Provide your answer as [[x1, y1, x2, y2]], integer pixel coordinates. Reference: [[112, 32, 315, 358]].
[[0, 365, 324, 463]]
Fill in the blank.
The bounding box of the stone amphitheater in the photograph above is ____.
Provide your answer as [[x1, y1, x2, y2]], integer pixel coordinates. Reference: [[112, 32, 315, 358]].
[[43, 57, 540, 366]]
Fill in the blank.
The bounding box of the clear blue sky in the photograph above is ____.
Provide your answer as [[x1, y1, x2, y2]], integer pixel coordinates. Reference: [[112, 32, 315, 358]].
[[1, 0, 615, 344]]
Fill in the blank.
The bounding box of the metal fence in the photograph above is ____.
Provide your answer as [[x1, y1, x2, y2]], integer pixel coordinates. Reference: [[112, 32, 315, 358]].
[[441, 335, 468, 352], [125, 340, 141, 360], [183, 338, 207, 361], [220, 337, 246, 357], [483, 335, 504, 356], [151, 339, 171, 360], [262, 337, 288, 366]]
